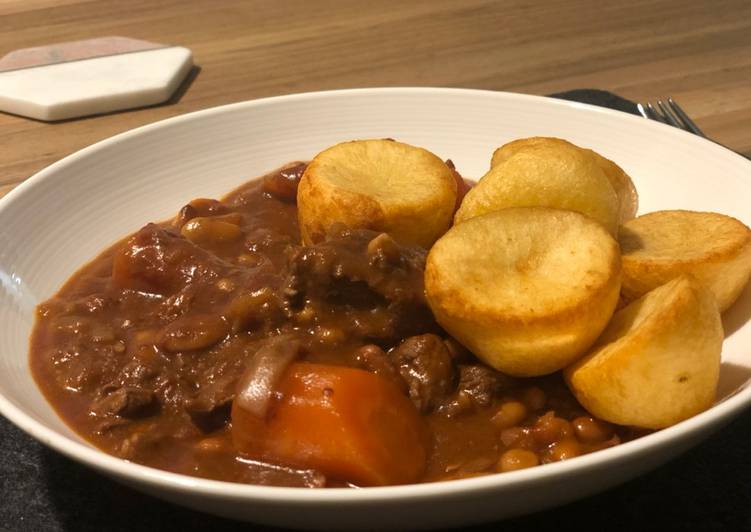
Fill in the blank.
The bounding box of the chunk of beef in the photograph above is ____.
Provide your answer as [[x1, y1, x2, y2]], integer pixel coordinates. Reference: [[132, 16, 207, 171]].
[[287, 227, 426, 306], [116, 421, 176, 460], [112, 223, 231, 295], [389, 334, 455, 413], [439, 364, 513, 417], [94, 350, 191, 426], [457, 365, 505, 406], [160, 283, 199, 321], [91, 386, 157, 419], [284, 228, 437, 343], [112, 224, 286, 323], [185, 374, 237, 432], [354, 344, 407, 392], [102, 358, 159, 392]]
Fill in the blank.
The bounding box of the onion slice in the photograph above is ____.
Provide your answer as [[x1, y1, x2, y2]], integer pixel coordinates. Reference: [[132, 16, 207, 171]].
[[235, 336, 301, 418]]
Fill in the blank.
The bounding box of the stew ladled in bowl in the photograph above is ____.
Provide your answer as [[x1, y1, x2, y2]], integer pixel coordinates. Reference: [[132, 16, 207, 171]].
[[32, 136, 739, 488], [29, 160, 633, 488]]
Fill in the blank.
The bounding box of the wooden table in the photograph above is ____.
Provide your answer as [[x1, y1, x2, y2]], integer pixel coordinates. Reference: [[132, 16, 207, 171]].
[[1, 0, 750, 199]]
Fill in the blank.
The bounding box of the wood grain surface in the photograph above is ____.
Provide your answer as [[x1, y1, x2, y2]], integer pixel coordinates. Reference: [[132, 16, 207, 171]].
[[1, 0, 749, 198]]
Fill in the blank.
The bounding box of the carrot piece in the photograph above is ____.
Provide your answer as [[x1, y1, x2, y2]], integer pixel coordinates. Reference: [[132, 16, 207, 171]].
[[231, 362, 428, 486]]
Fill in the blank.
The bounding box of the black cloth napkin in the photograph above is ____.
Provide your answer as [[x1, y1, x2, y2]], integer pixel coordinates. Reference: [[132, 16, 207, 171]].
[[2, 90, 750, 532]]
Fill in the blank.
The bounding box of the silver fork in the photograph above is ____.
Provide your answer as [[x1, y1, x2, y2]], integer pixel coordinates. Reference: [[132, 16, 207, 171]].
[[637, 98, 706, 137], [637, 98, 750, 160]]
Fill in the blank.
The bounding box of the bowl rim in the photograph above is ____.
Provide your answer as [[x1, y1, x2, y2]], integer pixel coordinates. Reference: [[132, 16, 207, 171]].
[[1, 86, 750, 504]]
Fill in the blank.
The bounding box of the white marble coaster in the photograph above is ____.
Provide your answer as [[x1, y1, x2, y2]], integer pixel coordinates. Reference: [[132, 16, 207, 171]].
[[0, 36, 193, 121]]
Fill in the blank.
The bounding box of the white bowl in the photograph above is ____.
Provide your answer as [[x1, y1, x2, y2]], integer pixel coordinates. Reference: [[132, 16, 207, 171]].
[[1, 88, 750, 531]]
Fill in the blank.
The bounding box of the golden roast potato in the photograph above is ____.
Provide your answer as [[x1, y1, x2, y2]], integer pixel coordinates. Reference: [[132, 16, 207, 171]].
[[489, 136, 638, 224], [425, 207, 621, 377], [456, 138, 620, 234], [586, 149, 638, 224], [620, 210, 751, 312], [564, 275, 723, 429], [297, 139, 457, 248]]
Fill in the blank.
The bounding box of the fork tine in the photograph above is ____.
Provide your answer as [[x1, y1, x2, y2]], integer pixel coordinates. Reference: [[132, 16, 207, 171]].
[[656, 100, 682, 128], [667, 98, 707, 138], [645, 102, 668, 124]]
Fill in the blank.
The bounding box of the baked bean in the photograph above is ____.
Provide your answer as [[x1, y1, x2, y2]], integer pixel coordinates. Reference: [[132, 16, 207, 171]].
[[295, 304, 316, 323], [522, 386, 547, 411], [459, 454, 498, 473], [313, 325, 345, 345], [90, 325, 116, 343], [130, 329, 160, 345], [262, 162, 306, 202], [218, 213, 243, 225], [53, 315, 88, 335], [498, 449, 539, 472], [589, 434, 622, 452], [354, 344, 408, 392], [181, 216, 242, 244], [573, 416, 614, 444], [176, 204, 198, 228], [189, 198, 225, 212], [491, 400, 528, 430], [237, 252, 264, 267], [216, 278, 236, 292], [441, 390, 474, 417], [195, 436, 225, 452], [355, 344, 388, 367], [532, 411, 573, 446], [175, 198, 228, 227], [225, 288, 278, 333], [546, 437, 581, 462], [500, 426, 531, 448], [162, 314, 229, 352], [128, 329, 161, 362]]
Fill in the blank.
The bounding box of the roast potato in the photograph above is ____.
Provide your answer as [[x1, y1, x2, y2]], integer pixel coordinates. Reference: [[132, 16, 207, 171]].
[[489, 136, 638, 224], [586, 149, 638, 224], [297, 139, 457, 248], [620, 210, 751, 311], [564, 275, 723, 429], [425, 207, 621, 377], [456, 138, 620, 234]]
